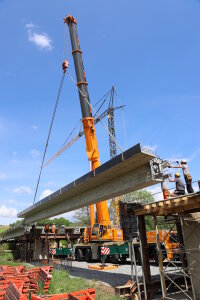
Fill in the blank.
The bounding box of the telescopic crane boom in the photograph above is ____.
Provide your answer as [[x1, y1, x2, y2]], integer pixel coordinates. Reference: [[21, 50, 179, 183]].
[[64, 15, 113, 235]]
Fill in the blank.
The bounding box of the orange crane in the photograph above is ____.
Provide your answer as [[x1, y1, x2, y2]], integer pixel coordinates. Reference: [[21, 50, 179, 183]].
[[43, 88, 124, 169], [64, 15, 123, 243]]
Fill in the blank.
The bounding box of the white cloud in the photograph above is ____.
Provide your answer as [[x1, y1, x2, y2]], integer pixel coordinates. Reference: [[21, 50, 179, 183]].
[[25, 23, 35, 29], [26, 23, 52, 50], [40, 189, 53, 200], [0, 173, 7, 180], [13, 186, 33, 194], [31, 125, 38, 130], [30, 149, 40, 158], [29, 32, 52, 50], [0, 205, 17, 218]]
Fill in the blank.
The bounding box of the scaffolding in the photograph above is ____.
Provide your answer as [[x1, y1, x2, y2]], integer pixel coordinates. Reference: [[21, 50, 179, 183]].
[[133, 192, 200, 299]]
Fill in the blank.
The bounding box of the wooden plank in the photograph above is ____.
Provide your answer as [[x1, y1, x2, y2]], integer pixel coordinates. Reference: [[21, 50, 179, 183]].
[[135, 194, 200, 216]]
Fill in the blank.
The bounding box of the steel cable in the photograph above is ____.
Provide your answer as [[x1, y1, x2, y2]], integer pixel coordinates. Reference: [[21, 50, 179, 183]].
[[33, 72, 65, 204]]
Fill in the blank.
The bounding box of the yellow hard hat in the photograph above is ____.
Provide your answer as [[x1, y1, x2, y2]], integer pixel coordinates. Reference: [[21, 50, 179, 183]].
[[175, 172, 181, 177]]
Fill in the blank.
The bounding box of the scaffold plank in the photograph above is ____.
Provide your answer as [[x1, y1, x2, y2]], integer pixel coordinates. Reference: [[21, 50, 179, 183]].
[[135, 192, 200, 216]]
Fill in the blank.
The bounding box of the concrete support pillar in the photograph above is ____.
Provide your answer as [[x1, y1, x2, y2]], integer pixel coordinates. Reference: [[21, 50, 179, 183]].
[[33, 239, 48, 260]]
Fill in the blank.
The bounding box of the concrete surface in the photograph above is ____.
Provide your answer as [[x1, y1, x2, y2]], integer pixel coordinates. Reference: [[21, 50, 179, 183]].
[[18, 144, 161, 224]]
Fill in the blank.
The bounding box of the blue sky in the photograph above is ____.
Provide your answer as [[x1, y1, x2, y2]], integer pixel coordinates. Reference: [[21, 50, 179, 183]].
[[0, 0, 199, 225]]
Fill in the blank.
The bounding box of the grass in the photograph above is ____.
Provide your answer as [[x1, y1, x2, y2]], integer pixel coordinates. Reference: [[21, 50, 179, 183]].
[[44, 269, 120, 300], [0, 252, 23, 266], [0, 253, 120, 299], [0, 226, 9, 234]]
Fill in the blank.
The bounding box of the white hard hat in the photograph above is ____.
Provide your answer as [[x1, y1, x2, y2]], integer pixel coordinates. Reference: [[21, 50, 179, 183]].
[[181, 159, 187, 164]]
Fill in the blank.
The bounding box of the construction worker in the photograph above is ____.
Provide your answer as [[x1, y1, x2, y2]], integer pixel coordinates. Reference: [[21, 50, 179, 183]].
[[168, 173, 185, 197], [168, 160, 194, 194], [44, 222, 49, 233], [52, 223, 56, 234], [161, 179, 170, 199]]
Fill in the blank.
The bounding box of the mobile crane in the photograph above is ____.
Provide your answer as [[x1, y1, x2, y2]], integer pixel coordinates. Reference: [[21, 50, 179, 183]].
[[59, 16, 180, 264], [64, 16, 123, 257]]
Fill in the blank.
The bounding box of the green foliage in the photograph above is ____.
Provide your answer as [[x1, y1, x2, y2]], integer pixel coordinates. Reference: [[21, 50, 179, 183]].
[[9, 220, 25, 229], [73, 207, 90, 226], [145, 216, 175, 231], [0, 252, 19, 266], [122, 190, 173, 230], [145, 216, 155, 231], [37, 218, 73, 227], [122, 190, 154, 204]]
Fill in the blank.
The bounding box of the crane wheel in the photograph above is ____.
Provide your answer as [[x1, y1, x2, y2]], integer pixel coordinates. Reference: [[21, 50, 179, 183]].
[[110, 254, 119, 264], [120, 256, 127, 264], [84, 249, 92, 262], [75, 249, 83, 261]]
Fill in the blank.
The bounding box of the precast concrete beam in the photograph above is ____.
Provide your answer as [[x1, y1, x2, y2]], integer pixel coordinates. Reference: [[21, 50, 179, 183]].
[[18, 143, 162, 225], [0, 226, 25, 242]]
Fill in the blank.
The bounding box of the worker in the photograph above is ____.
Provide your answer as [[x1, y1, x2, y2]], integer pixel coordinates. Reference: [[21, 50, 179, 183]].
[[168, 160, 194, 194], [99, 226, 103, 238], [161, 179, 170, 199], [168, 173, 185, 197], [44, 222, 49, 233], [52, 223, 56, 234]]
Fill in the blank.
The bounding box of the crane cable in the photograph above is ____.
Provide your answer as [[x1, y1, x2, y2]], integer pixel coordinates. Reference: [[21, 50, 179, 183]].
[[33, 72, 65, 205], [65, 70, 124, 157]]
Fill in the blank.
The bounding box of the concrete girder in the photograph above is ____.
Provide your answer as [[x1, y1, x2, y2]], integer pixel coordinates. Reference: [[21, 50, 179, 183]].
[[18, 144, 162, 225], [0, 226, 25, 242]]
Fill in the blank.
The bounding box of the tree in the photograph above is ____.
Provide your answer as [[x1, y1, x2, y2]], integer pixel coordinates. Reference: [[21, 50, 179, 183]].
[[121, 190, 172, 231], [122, 190, 155, 230], [122, 190, 154, 204], [9, 219, 25, 229], [37, 218, 73, 227], [73, 207, 90, 226]]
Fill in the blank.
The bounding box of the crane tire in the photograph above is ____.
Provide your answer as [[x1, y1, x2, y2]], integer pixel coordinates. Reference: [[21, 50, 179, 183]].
[[75, 249, 83, 262]]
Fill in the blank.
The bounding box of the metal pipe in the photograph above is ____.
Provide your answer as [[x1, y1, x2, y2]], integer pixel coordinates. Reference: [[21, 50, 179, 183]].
[[153, 215, 166, 298], [132, 241, 142, 300], [130, 241, 134, 282]]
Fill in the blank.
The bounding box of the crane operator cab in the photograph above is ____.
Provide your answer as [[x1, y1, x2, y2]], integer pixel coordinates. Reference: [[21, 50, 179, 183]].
[[90, 223, 123, 242]]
